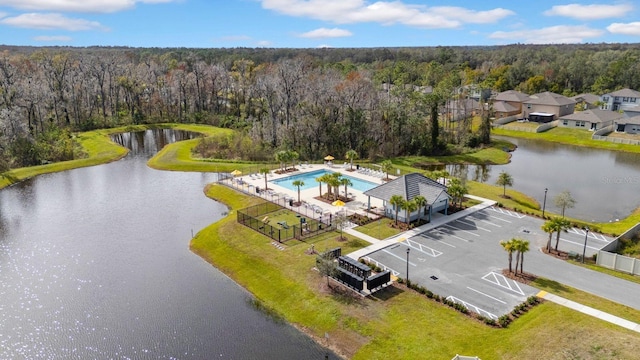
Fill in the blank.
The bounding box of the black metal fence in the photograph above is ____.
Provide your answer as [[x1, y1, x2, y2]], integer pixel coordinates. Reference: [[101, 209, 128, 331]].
[[237, 202, 334, 242]]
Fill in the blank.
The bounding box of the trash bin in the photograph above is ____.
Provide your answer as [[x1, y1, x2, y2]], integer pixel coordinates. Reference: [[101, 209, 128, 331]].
[[289, 199, 293, 206], [256, 186, 260, 193], [356, 164, 360, 170]]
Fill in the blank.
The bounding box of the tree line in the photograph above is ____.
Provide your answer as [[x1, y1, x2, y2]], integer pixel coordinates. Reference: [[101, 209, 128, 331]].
[[1, 44, 640, 170]]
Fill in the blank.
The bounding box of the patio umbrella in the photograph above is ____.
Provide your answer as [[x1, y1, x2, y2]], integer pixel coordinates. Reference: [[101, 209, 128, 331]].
[[230, 169, 242, 176], [332, 199, 345, 207], [324, 155, 335, 161]]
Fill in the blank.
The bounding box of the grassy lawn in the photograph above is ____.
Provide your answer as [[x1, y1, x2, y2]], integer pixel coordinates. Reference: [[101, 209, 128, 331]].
[[532, 277, 640, 324], [192, 184, 640, 359], [493, 126, 640, 154], [355, 217, 402, 240]]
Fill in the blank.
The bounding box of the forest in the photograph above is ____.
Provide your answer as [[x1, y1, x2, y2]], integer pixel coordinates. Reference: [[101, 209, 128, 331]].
[[1, 43, 640, 171]]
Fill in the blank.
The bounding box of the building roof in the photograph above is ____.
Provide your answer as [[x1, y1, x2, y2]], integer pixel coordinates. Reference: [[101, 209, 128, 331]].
[[526, 91, 576, 106], [559, 109, 624, 123], [363, 173, 449, 204], [571, 93, 600, 104], [618, 115, 640, 126], [493, 100, 518, 113], [495, 90, 530, 103], [608, 88, 640, 98]]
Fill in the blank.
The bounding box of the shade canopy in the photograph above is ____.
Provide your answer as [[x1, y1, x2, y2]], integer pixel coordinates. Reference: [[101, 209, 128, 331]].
[[332, 199, 345, 207], [324, 155, 335, 161], [230, 169, 242, 176]]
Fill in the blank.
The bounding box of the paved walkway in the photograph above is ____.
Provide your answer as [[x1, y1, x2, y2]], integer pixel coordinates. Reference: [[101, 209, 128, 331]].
[[537, 291, 640, 333]]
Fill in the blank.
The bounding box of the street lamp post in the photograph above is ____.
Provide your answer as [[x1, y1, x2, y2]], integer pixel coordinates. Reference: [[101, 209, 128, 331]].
[[582, 227, 589, 263], [542, 188, 548, 218], [406, 248, 411, 283]]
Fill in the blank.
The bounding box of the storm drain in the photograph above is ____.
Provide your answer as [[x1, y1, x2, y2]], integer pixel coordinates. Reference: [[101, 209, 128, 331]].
[[430, 275, 438, 280]]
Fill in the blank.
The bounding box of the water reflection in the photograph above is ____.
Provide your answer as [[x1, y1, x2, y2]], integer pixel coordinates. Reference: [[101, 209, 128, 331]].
[[422, 137, 640, 222], [0, 129, 337, 359]]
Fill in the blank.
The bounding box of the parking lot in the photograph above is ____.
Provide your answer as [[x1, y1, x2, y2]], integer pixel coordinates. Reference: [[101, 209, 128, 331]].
[[363, 206, 615, 319]]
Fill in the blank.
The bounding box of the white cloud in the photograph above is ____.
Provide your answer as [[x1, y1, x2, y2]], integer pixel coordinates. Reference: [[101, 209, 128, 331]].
[[261, 0, 514, 29], [607, 22, 640, 36], [0, 0, 178, 13], [489, 25, 604, 44], [298, 27, 352, 38], [0, 13, 108, 31], [544, 3, 633, 20], [33, 35, 72, 41], [256, 40, 272, 47]]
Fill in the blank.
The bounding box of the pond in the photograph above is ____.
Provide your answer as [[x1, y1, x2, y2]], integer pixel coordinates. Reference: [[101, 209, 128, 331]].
[[432, 136, 640, 223], [0, 129, 337, 359]]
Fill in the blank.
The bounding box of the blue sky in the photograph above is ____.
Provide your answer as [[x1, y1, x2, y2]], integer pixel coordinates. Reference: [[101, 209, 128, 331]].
[[0, 0, 639, 48]]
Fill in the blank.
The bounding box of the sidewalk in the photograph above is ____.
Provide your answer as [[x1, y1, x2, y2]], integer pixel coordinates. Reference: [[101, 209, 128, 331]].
[[537, 291, 640, 333], [346, 195, 496, 260]]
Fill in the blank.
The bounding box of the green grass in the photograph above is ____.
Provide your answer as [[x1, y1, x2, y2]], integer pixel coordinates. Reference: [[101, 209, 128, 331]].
[[493, 126, 640, 154], [532, 277, 640, 324], [355, 217, 402, 240], [192, 185, 640, 359]]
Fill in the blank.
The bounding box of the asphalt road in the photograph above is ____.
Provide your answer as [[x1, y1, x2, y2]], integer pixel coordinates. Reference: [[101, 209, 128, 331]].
[[365, 206, 640, 318]]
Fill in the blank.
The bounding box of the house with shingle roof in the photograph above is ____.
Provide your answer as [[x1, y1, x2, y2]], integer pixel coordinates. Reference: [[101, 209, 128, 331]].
[[363, 173, 450, 223], [558, 109, 624, 130], [494, 90, 529, 115], [492, 100, 520, 119], [571, 93, 601, 110], [615, 115, 640, 134], [600, 88, 640, 114], [523, 91, 575, 122]]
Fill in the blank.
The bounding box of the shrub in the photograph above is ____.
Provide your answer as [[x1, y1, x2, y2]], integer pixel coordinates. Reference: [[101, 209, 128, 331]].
[[397, 278, 404, 284], [498, 315, 511, 327]]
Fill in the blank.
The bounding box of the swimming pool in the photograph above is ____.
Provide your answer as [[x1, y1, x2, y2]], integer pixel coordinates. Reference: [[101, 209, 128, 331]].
[[271, 169, 379, 192]]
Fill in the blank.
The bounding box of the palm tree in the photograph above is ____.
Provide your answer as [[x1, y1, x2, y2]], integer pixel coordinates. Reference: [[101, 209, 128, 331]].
[[553, 217, 572, 252], [287, 149, 299, 170], [326, 173, 341, 201], [275, 150, 287, 171], [554, 190, 576, 218], [496, 171, 513, 197], [512, 238, 522, 275], [340, 177, 352, 200], [447, 177, 467, 209], [389, 195, 404, 226], [345, 149, 358, 171], [292, 180, 304, 204], [259, 167, 270, 191], [404, 199, 419, 226], [413, 195, 427, 223], [541, 219, 556, 253], [380, 160, 393, 180], [315, 176, 323, 198], [517, 239, 530, 274], [500, 239, 516, 273]]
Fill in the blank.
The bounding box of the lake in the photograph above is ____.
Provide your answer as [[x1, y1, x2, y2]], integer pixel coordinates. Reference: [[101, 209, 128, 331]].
[[0, 129, 337, 359]]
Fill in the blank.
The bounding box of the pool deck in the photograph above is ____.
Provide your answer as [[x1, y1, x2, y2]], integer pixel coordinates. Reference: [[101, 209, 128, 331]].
[[226, 164, 392, 220]]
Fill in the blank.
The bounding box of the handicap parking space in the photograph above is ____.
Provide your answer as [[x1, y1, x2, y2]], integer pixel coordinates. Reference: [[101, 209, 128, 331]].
[[364, 207, 613, 318]]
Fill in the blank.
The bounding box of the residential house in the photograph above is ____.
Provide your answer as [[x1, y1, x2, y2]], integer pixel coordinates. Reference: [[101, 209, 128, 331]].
[[600, 88, 640, 114], [558, 109, 624, 131], [494, 90, 530, 115], [363, 173, 450, 223], [523, 91, 575, 122], [492, 100, 520, 119], [571, 93, 601, 110], [614, 115, 640, 134]]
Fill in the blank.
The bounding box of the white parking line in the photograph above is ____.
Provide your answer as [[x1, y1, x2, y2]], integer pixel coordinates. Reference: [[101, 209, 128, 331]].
[[467, 287, 507, 304], [417, 234, 456, 248], [405, 239, 443, 258], [468, 216, 502, 227], [488, 206, 526, 219], [446, 296, 498, 320], [567, 228, 609, 242], [559, 237, 601, 251], [363, 257, 400, 276], [482, 272, 524, 296], [382, 249, 417, 266], [443, 224, 480, 237], [455, 218, 492, 232], [432, 228, 470, 243]]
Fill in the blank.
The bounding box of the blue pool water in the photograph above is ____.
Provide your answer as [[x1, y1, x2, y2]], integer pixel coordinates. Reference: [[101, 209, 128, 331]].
[[271, 169, 378, 192]]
